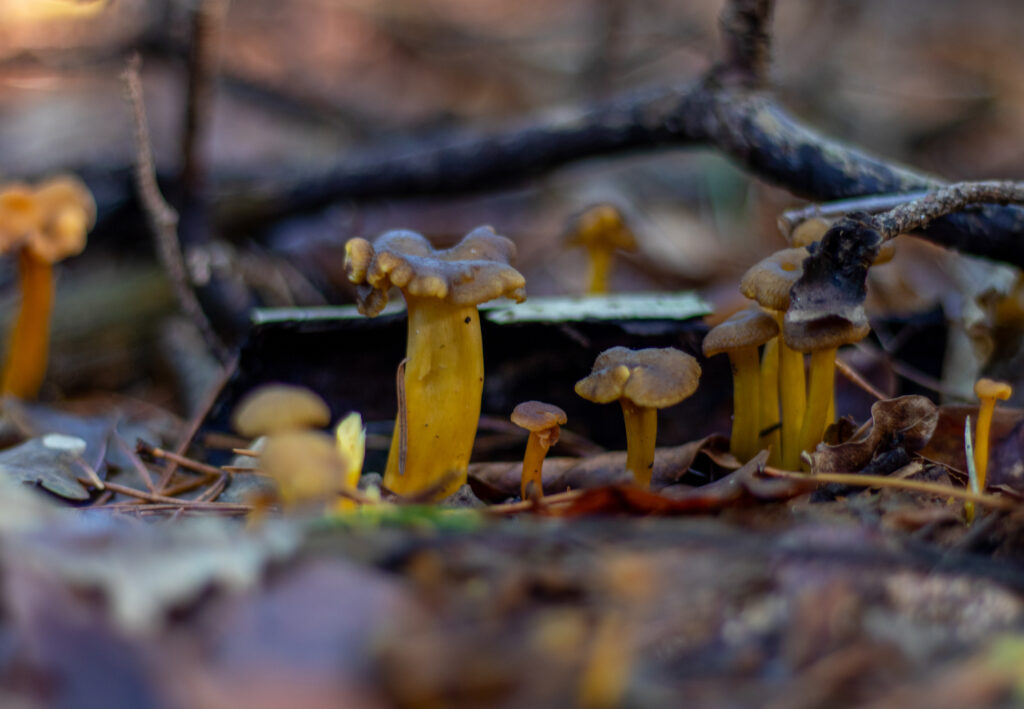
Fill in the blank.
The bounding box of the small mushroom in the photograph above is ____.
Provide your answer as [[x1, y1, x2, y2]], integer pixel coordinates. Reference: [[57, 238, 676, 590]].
[[231, 384, 331, 438], [564, 204, 637, 295], [345, 227, 526, 499], [334, 411, 366, 511], [260, 430, 349, 511], [967, 378, 1012, 522], [575, 347, 700, 488], [511, 401, 567, 500], [703, 306, 778, 463], [0, 176, 94, 398]]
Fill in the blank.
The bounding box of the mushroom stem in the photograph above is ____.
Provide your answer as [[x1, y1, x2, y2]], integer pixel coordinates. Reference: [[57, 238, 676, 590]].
[[1, 250, 54, 398], [775, 314, 806, 471], [728, 347, 761, 463], [797, 347, 837, 468], [383, 297, 483, 499], [974, 396, 998, 498], [759, 337, 782, 466], [585, 245, 613, 294], [620, 399, 657, 488], [520, 432, 551, 500]]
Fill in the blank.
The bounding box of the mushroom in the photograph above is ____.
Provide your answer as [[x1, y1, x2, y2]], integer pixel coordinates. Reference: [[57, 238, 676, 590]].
[[345, 227, 526, 499], [702, 305, 779, 463], [575, 347, 700, 488], [231, 384, 332, 438], [564, 204, 637, 295], [0, 176, 94, 398], [740, 247, 809, 470], [784, 317, 870, 467], [260, 430, 350, 511], [967, 378, 1012, 522], [334, 411, 366, 511], [511, 401, 567, 500]]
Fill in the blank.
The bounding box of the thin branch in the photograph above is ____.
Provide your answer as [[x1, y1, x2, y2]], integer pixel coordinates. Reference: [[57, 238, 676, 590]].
[[181, 0, 228, 195], [714, 0, 773, 87], [871, 181, 1024, 239]]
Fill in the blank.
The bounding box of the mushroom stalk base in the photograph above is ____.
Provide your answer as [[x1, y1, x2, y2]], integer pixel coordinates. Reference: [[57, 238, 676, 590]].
[[759, 337, 781, 466], [620, 400, 657, 488], [798, 347, 837, 470], [585, 246, 613, 295], [520, 433, 550, 500], [729, 348, 761, 463], [974, 398, 997, 495], [2, 251, 53, 399], [383, 298, 484, 499], [774, 312, 806, 471]]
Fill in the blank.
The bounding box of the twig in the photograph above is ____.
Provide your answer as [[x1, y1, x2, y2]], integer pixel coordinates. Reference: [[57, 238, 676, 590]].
[[91, 501, 251, 513], [113, 430, 156, 493], [181, 0, 228, 196], [139, 439, 225, 478], [162, 473, 220, 498], [121, 54, 229, 362], [195, 473, 228, 503], [870, 180, 1024, 240], [779, 191, 931, 236], [835, 357, 887, 401], [762, 467, 1015, 510], [485, 489, 585, 516]]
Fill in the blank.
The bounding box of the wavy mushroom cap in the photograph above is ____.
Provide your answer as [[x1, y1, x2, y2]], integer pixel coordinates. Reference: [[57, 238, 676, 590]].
[[231, 384, 332, 438], [24, 175, 95, 263], [565, 203, 638, 252], [511, 401, 568, 432], [740, 247, 809, 312], [575, 346, 701, 409], [975, 378, 1012, 401], [0, 184, 41, 253], [344, 226, 527, 316], [703, 305, 779, 357], [783, 315, 871, 354]]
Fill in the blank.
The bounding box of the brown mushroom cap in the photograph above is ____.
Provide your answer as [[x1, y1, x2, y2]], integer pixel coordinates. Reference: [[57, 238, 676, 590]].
[[783, 316, 870, 353], [344, 227, 527, 316], [511, 401, 568, 432], [575, 346, 701, 409], [0, 184, 41, 253], [231, 384, 332, 438], [739, 247, 809, 311], [23, 176, 94, 263], [975, 378, 1012, 401], [702, 305, 779, 357], [565, 203, 638, 252]]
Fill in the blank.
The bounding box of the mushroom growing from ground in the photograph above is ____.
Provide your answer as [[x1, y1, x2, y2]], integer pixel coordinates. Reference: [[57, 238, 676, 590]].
[[575, 347, 700, 488], [511, 401, 567, 500], [740, 247, 808, 469], [231, 383, 332, 438], [967, 378, 1012, 522], [1, 176, 94, 398], [345, 227, 526, 499], [564, 204, 637, 295], [703, 305, 778, 463]]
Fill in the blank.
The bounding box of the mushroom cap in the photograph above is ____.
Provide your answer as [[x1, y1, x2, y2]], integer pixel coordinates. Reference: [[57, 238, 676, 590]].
[[0, 184, 41, 253], [344, 226, 527, 316], [783, 315, 870, 353], [702, 305, 779, 357], [260, 430, 348, 505], [575, 346, 701, 409], [739, 247, 809, 311], [511, 401, 567, 432], [231, 384, 332, 438], [22, 175, 94, 263], [975, 378, 1012, 401], [565, 203, 638, 252]]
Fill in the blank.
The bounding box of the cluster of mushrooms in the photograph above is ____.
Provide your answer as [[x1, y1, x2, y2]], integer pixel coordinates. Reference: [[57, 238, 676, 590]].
[[0, 176, 95, 399]]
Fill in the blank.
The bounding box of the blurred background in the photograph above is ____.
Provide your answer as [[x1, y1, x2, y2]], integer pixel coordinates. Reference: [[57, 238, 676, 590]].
[[1, 0, 1023, 407]]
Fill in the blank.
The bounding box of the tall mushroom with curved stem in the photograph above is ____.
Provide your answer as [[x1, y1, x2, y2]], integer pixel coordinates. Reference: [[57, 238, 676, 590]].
[[966, 378, 1012, 523], [702, 305, 778, 463], [345, 227, 526, 499], [575, 347, 700, 488], [564, 204, 637, 295], [1, 176, 94, 399], [511, 401, 566, 501]]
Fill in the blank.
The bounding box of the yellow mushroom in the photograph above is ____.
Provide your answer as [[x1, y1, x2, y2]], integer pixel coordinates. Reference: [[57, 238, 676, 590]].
[[511, 401, 567, 500], [1, 176, 94, 399], [966, 378, 1012, 522], [703, 305, 778, 463], [231, 383, 332, 438], [345, 227, 526, 499], [575, 347, 700, 488], [564, 204, 637, 295]]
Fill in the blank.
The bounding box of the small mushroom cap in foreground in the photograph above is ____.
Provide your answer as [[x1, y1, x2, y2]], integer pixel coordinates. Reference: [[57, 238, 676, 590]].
[[740, 247, 809, 311], [260, 430, 348, 505], [565, 203, 638, 251], [231, 384, 331, 438], [703, 305, 779, 357], [783, 315, 871, 353], [344, 227, 526, 316], [575, 346, 701, 409], [975, 378, 1012, 401], [511, 401, 568, 432]]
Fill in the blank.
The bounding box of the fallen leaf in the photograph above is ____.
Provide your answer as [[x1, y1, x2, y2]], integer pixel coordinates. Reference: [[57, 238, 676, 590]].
[[0, 435, 91, 500]]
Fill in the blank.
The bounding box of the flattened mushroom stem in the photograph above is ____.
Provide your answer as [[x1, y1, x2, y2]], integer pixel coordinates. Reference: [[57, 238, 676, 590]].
[[797, 347, 837, 469], [2, 251, 54, 399], [759, 337, 782, 466], [974, 396, 998, 496], [383, 297, 484, 499], [520, 432, 551, 500], [585, 245, 614, 295], [775, 313, 806, 471], [728, 347, 761, 463], [620, 399, 657, 488]]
